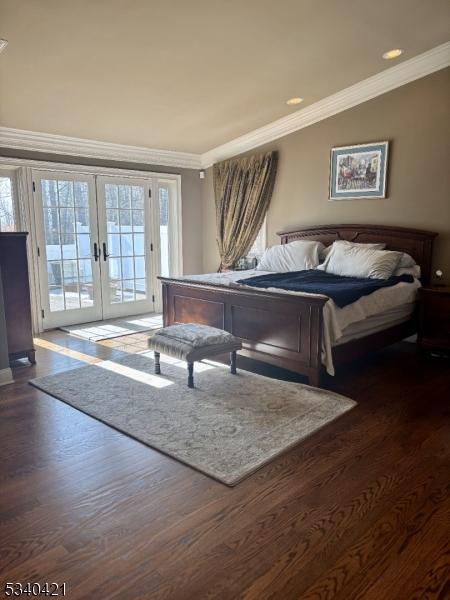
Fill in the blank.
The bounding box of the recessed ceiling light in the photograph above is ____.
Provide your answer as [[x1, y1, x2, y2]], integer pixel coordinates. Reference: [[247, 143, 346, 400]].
[[286, 97, 303, 106], [382, 48, 403, 60], [0, 39, 8, 54]]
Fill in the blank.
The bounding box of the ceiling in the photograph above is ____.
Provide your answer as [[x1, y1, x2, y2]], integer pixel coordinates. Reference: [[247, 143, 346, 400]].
[[0, 0, 449, 154]]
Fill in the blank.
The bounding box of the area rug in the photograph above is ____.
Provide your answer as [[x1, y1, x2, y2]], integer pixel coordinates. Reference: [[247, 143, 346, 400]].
[[30, 353, 356, 485], [60, 313, 163, 341]]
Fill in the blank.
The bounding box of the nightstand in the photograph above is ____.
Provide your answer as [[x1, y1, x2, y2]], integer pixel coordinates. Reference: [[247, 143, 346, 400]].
[[417, 286, 450, 353]]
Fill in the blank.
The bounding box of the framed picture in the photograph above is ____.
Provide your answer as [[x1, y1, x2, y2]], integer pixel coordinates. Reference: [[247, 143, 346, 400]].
[[329, 141, 388, 200]]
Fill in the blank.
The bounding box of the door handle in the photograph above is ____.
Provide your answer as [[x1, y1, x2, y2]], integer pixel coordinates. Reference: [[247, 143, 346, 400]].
[[102, 242, 110, 261], [93, 242, 100, 262]]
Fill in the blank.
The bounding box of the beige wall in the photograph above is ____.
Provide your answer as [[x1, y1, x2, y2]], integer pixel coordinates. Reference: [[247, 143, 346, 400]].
[[0, 149, 204, 275], [202, 68, 450, 276]]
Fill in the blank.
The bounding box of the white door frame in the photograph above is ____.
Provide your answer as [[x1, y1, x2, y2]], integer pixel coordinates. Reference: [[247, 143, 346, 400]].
[[0, 156, 183, 333]]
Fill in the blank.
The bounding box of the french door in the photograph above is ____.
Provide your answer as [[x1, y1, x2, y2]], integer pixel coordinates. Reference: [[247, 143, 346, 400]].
[[96, 176, 155, 319], [34, 171, 157, 329]]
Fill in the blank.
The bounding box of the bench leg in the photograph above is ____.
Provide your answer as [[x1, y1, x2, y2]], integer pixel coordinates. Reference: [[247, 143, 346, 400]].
[[230, 351, 237, 375], [154, 351, 161, 374], [187, 362, 194, 388]]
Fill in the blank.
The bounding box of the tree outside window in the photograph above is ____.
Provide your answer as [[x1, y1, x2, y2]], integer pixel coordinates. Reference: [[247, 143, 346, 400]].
[[0, 176, 16, 231]]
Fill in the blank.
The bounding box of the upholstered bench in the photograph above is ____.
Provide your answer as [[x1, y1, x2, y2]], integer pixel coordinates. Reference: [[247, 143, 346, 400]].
[[147, 323, 242, 388]]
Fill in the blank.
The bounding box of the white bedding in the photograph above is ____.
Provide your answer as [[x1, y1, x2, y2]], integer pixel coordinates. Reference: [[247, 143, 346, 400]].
[[177, 270, 421, 375], [333, 302, 415, 345]]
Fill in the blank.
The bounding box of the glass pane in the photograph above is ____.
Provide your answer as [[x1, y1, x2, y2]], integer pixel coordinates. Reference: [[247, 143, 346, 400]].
[[131, 186, 144, 209], [41, 180, 58, 208], [75, 208, 89, 231], [133, 233, 144, 256], [159, 186, 170, 277], [63, 283, 80, 309], [109, 257, 121, 282], [159, 186, 169, 226], [121, 256, 134, 280], [78, 259, 93, 283], [119, 186, 130, 209], [43, 208, 60, 242], [108, 233, 121, 257], [80, 291, 94, 308], [119, 210, 131, 228], [62, 234, 77, 259], [79, 258, 94, 306], [61, 233, 75, 245], [132, 210, 144, 230], [107, 209, 119, 232], [46, 238, 61, 261], [59, 208, 75, 233], [134, 256, 145, 279], [49, 286, 64, 312], [247, 221, 266, 258], [47, 261, 62, 286], [122, 280, 135, 302], [135, 279, 146, 301], [77, 234, 91, 258], [0, 177, 16, 231], [121, 234, 133, 256], [63, 260, 78, 284], [111, 281, 122, 303], [105, 184, 118, 208], [74, 181, 89, 207], [58, 181, 74, 207]]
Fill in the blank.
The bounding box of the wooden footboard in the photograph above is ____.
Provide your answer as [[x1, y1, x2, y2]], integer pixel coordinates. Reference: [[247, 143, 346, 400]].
[[160, 278, 327, 387]]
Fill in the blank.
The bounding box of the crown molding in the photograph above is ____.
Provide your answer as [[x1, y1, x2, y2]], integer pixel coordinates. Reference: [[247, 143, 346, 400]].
[[201, 42, 450, 167], [0, 127, 202, 170], [0, 43, 448, 171]]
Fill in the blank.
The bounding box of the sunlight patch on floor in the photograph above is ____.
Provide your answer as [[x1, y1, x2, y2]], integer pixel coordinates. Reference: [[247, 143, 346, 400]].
[[33, 338, 102, 365], [98, 360, 174, 388], [65, 324, 141, 341], [126, 316, 163, 327], [34, 337, 175, 388]]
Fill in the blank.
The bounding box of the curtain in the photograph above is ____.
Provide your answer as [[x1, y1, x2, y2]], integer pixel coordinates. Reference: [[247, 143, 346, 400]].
[[213, 151, 278, 271]]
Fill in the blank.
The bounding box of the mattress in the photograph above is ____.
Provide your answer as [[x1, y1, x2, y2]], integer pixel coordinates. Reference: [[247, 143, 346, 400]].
[[334, 302, 415, 346]]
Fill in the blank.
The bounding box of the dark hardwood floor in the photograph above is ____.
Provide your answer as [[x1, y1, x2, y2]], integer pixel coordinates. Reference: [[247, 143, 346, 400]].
[[0, 330, 449, 599]]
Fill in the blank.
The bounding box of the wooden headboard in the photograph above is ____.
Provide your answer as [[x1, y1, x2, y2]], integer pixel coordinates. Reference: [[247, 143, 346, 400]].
[[277, 224, 437, 284]]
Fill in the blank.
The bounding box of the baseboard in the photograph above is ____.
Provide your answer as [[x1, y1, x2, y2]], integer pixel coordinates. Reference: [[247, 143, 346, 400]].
[[0, 367, 14, 387]]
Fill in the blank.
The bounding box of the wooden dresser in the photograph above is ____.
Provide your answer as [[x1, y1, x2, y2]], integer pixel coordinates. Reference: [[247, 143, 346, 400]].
[[0, 232, 36, 364]]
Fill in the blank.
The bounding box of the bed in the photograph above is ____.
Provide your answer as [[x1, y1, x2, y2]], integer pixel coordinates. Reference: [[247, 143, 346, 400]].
[[159, 224, 437, 387]]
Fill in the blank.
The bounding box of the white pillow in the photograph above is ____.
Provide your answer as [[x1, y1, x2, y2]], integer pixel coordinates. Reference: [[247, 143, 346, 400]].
[[257, 240, 324, 272], [394, 264, 421, 278], [320, 240, 386, 260], [398, 252, 416, 268], [320, 244, 403, 279]]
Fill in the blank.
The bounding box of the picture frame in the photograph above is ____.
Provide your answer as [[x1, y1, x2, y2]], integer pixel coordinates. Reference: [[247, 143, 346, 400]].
[[329, 141, 389, 200]]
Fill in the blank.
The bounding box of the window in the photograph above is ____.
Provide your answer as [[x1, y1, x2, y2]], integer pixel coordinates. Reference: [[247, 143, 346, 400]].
[[247, 218, 267, 259], [159, 185, 170, 277], [0, 171, 18, 231], [157, 180, 182, 278]]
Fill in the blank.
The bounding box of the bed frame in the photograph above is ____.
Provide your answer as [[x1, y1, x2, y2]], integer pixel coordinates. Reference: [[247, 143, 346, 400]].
[[160, 224, 437, 387]]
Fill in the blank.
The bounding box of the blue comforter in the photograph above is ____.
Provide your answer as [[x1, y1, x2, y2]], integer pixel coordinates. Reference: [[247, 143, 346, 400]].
[[237, 270, 414, 308]]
